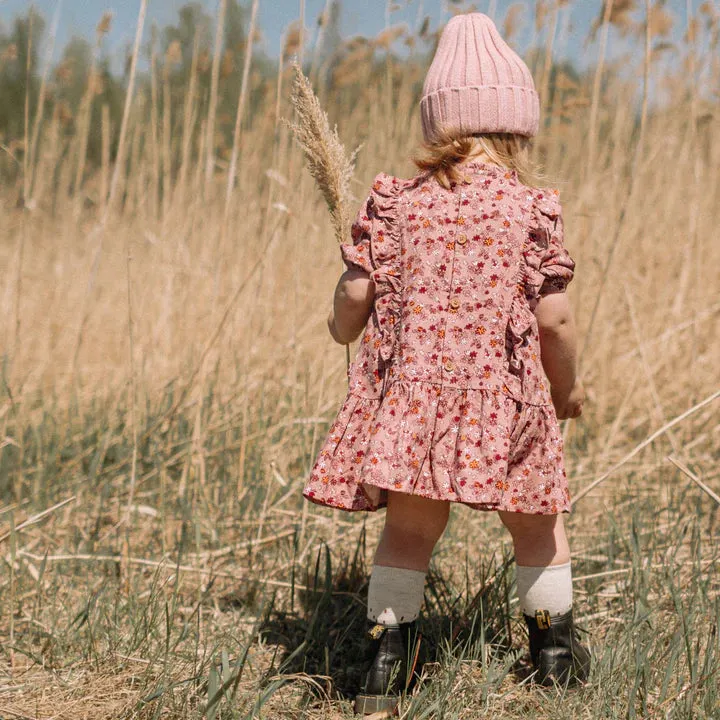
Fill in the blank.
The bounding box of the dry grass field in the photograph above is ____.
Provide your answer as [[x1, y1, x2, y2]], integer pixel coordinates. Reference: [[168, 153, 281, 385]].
[[1, 1, 719, 718]]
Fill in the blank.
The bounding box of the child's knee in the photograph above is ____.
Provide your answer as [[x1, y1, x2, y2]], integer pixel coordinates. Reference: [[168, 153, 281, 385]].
[[384, 507, 448, 544], [384, 492, 449, 540], [499, 511, 561, 539]]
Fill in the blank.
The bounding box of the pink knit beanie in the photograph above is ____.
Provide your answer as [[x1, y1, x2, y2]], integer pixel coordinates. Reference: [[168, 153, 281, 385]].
[[420, 13, 539, 143]]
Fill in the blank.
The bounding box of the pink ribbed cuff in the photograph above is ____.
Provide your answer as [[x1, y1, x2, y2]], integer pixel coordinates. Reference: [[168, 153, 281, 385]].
[[421, 84, 539, 143]]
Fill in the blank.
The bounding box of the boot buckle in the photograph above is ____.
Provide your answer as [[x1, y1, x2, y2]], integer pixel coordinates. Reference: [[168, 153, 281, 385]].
[[535, 609, 552, 630], [367, 624, 387, 641]]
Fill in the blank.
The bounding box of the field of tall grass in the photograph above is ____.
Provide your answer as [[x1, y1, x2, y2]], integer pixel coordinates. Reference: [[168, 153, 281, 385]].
[[1, 1, 719, 717]]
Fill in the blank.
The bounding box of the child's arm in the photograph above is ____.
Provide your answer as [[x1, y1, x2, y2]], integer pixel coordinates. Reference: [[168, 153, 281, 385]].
[[327, 268, 375, 345], [534, 292, 585, 419]]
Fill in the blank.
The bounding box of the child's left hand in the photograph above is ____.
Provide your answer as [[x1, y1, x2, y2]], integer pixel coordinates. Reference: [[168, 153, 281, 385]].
[[552, 379, 585, 420]]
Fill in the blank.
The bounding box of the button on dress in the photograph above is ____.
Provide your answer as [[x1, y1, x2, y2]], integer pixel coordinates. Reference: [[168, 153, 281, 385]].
[[304, 161, 576, 514]]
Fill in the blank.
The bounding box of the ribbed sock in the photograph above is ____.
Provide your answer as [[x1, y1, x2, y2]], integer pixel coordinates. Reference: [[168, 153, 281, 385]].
[[516, 561, 573, 617], [367, 564, 426, 626]]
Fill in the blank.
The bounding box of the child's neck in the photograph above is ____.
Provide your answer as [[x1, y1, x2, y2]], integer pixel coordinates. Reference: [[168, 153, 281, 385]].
[[463, 148, 497, 167]]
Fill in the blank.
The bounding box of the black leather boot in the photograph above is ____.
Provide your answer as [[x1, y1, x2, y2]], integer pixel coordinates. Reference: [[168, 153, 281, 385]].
[[524, 609, 591, 687], [353, 621, 423, 716]]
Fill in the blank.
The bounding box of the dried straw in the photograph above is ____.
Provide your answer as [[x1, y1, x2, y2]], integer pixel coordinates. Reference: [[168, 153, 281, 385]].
[[572, 389, 720, 506], [287, 63, 357, 243]]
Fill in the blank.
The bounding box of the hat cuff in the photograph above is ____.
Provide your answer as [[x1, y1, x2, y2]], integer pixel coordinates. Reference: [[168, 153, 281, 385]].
[[421, 85, 540, 143]]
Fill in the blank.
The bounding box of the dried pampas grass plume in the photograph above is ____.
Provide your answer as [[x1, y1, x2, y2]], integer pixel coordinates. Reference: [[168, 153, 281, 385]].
[[647, 4, 674, 38], [287, 63, 358, 243], [97, 12, 113, 37], [592, 0, 638, 38]]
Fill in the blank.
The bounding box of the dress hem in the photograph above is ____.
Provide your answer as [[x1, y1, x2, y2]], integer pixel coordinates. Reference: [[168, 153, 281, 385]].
[[302, 480, 572, 516]]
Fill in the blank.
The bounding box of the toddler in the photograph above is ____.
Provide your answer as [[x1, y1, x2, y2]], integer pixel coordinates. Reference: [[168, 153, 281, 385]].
[[304, 13, 590, 715]]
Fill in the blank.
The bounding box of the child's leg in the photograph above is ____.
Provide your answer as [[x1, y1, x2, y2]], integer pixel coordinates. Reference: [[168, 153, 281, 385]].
[[499, 511, 571, 616], [367, 491, 449, 626], [356, 492, 449, 713], [498, 511, 590, 685], [375, 491, 450, 571], [498, 512, 570, 567]]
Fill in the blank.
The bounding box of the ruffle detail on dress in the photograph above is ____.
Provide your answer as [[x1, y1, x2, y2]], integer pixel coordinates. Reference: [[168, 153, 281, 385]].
[[303, 380, 570, 514], [368, 175, 403, 363], [523, 190, 575, 299], [506, 295, 534, 376], [303, 391, 386, 511], [341, 173, 404, 368]]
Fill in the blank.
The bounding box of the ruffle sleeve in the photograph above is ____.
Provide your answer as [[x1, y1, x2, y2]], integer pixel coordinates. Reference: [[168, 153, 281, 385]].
[[523, 190, 575, 299], [341, 173, 403, 363]]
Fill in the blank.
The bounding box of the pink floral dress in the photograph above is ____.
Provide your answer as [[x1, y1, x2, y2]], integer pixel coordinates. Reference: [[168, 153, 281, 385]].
[[304, 161, 575, 514]]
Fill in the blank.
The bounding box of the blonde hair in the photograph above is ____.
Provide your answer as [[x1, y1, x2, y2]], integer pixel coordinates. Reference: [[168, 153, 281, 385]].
[[414, 129, 542, 189]]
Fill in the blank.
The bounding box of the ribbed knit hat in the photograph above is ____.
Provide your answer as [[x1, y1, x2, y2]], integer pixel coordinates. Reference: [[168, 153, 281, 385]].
[[420, 13, 539, 143]]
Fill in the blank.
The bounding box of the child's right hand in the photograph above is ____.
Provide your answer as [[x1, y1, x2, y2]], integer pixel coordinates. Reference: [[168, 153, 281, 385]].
[[552, 380, 585, 420]]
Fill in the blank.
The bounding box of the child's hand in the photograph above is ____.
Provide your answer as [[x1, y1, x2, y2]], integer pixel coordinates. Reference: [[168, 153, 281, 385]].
[[552, 380, 585, 420]]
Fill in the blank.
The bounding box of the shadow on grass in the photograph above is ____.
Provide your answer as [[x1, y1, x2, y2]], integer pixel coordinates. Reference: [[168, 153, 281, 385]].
[[254, 524, 520, 701]]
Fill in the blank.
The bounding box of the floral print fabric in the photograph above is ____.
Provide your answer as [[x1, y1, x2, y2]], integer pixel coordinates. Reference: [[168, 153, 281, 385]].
[[304, 162, 575, 514]]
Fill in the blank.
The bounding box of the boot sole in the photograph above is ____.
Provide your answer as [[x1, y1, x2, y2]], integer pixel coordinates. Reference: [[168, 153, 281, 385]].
[[353, 693, 399, 716], [354, 630, 424, 715]]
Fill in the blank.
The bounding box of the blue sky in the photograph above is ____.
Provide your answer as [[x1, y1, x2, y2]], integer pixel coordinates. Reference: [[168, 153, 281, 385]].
[[0, 0, 684, 72]]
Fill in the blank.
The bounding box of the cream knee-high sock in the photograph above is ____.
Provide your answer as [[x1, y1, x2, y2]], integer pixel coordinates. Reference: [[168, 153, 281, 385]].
[[516, 562, 573, 617], [367, 564, 426, 626]]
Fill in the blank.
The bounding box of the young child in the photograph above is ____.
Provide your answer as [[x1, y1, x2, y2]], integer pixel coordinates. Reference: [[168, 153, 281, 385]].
[[303, 12, 590, 715]]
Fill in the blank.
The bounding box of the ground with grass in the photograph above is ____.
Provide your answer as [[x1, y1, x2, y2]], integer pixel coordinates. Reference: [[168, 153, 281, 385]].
[[1, 1, 719, 718]]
